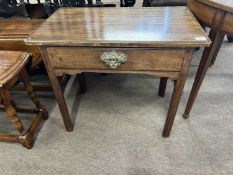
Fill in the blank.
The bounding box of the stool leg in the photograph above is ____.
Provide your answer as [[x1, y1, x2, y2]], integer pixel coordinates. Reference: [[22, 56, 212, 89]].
[[18, 133, 34, 149], [20, 68, 49, 120], [0, 89, 24, 134]]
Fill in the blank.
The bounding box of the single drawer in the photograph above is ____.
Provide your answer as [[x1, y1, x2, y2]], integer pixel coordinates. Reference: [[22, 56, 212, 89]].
[[47, 47, 185, 72]]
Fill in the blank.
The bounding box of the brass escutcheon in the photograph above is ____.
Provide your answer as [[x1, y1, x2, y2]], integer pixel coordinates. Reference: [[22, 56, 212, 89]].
[[100, 51, 127, 69]]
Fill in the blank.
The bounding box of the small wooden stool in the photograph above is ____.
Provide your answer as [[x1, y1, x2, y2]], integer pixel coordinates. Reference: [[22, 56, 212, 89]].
[[0, 51, 48, 149]]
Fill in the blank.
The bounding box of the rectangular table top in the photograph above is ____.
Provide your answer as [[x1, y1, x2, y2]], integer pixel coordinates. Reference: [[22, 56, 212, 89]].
[[0, 19, 44, 39], [198, 0, 233, 13], [26, 7, 210, 48]]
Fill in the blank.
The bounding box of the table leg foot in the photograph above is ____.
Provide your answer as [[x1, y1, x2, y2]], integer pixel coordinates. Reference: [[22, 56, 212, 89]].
[[19, 133, 34, 149], [162, 130, 170, 137], [183, 113, 189, 119], [66, 127, 74, 132]]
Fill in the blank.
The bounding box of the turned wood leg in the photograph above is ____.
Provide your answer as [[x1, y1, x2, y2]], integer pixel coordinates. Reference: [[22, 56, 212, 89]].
[[162, 49, 193, 137], [40, 48, 73, 132], [184, 29, 225, 119], [18, 114, 43, 149], [0, 89, 24, 133], [77, 73, 87, 94], [20, 68, 49, 120], [158, 77, 168, 97]]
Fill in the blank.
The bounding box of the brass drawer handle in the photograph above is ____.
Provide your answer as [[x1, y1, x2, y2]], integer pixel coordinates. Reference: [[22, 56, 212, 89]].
[[100, 51, 127, 69]]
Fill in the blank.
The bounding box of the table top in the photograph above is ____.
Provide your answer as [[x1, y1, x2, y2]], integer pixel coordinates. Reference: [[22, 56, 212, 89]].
[[0, 19, 44, 39], [26, 7, 210, 48], [0, 19, 43, 69], [198, 0, 233, 13]]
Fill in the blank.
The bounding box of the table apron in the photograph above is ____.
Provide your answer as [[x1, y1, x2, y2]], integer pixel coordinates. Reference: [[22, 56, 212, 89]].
[[45, 47, 186, 79], [222, 13, 233, 36]]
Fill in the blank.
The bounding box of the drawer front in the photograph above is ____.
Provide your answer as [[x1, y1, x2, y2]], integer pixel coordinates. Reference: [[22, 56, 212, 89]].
[[47, 47, 185, 72]]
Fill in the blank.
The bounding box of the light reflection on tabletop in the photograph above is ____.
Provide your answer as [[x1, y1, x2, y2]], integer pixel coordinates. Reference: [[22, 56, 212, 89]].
[[27, 7, 210, 47]]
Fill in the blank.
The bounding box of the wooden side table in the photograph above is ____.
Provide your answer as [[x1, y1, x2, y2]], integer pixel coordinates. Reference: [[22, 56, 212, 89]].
[[26, 7, 210, 137], [183, 0, 233, 118]]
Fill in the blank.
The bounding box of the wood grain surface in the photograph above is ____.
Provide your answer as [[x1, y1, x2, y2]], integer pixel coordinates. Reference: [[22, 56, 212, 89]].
[[47, 47, 185, 71], [0, 19, 44, 68], [0, 19, 44, 39], [0, 51, 30, 86], [26, 7, 210, 47]]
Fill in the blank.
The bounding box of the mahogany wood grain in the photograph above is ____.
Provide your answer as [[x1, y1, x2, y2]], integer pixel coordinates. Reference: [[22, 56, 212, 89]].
[[0, 20, 44, 38], [47, 47, 185, 71], [26, 7, 210, 136], [0, 20, 44, 68], [26, 7, 210, 47]]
